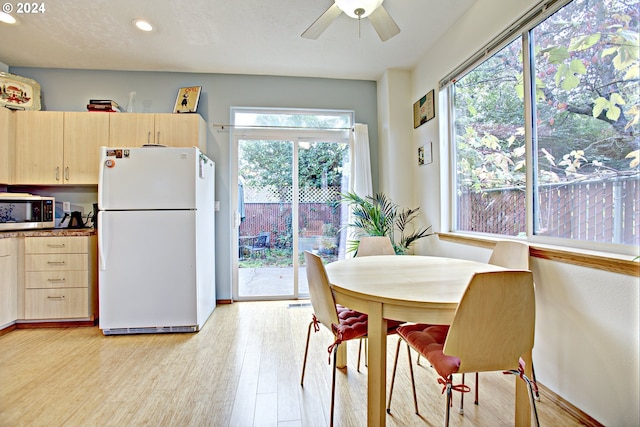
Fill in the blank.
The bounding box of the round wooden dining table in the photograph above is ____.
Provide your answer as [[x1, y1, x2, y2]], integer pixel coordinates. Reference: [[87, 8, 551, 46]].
[[324, 255, 533, 427]]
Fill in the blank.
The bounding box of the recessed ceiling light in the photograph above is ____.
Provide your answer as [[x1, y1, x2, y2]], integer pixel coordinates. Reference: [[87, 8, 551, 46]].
[[0, 12, 17, 24], [132, 19, 153, 32]]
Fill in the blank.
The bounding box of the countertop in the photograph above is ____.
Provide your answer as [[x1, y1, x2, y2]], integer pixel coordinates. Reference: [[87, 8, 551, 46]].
[[0, 228, 96, 239]]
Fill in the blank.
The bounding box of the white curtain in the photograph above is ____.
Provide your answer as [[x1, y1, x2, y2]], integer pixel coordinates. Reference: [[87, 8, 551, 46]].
[[350, 123, 373, 197], [341, 123, 373, 257]]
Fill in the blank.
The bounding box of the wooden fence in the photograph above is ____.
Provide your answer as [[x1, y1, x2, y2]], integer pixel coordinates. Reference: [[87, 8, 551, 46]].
[[239, 177, 639, 247], [239, 202, 342, 249], [457, 176, 639, 245]]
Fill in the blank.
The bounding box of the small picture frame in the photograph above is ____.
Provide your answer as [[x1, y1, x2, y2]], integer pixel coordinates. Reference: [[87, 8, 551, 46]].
[[418, 142, 432, 166], [0, 72, 41, 110], [413, 89, 435, 128], [173, 86, 201, 113]]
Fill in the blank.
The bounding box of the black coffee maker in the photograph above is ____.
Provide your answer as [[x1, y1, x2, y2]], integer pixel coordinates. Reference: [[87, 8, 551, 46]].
[[59, 210, 84, 228], [90, 203, 98, 229]]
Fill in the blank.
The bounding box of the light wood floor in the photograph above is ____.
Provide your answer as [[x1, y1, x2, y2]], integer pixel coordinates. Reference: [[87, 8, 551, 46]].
[[0, 301, 584, 426]]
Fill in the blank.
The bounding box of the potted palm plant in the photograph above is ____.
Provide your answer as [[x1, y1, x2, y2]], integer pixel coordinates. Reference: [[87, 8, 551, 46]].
[[341, 192, 433, 255]]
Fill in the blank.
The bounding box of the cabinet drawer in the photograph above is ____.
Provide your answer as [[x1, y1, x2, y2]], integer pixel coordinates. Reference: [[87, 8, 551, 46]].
[[25, 237, 88, 254], [24, 288, 88, 319], [25, 271, 88, 289], [0, 238, 13, 256], [25, 254, 88, 271]]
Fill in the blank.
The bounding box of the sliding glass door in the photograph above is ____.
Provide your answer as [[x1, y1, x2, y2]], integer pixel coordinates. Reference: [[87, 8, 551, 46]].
[[237, 137, 295, 298], [231, 109, 352, 301]]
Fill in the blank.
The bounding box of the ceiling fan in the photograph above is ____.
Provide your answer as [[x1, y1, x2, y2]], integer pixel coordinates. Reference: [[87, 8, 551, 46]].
[[301, 0, 400, 41]]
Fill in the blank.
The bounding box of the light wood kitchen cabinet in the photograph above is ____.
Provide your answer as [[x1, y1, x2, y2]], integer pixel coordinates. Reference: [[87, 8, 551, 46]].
[[0, 107, 15, 184], [23, 235, 97, 320], [13, 111, 64, 184], [14, 111, 108, 185], [63, 112, 110, 184], [109, 113, 206, 151], [0, 238, 18, 328]]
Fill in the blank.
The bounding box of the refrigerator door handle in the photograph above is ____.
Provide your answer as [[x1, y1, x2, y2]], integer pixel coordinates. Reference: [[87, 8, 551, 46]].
[[98, 147, 105, 209], [98, 211, 106, 271]]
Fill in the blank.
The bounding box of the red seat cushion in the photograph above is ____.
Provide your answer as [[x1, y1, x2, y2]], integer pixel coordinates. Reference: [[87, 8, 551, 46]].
[[332, 305, 403, 343], [334, 305, 368, 342], [397, 323, 460, 379]]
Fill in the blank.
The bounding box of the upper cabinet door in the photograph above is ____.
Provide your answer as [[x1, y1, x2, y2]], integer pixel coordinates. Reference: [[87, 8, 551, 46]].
[[108, 113, 155, 147], [64, 112, 110, 184], [14, 111, 64, 185], [154, 114, 206, 151], [0, 107, 14, 184]]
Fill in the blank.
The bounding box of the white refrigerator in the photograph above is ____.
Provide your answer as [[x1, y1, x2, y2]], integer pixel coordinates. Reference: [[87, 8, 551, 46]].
[[98, 146, 216, 335]]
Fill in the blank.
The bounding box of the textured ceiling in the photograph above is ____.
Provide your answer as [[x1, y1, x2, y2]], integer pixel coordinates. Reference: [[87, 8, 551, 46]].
[[0, 0, 476, 81]]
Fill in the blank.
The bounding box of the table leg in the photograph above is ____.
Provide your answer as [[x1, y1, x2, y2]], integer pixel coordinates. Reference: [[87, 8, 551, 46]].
[[515, 349, 533, 426], [336, 342, 347, 368], [367, 301, 387, 427]]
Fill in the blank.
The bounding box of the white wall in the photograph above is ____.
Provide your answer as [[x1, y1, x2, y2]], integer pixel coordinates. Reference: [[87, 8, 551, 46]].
[[378, 0, 640, 424], [377, 69, 414, 207]]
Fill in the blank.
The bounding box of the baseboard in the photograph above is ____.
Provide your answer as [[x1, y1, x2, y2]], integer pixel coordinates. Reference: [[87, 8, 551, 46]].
[[0, 323, 17, 336], [16, 319, 97, 329], [538, 382, 604, 427], [216, 299, 233, 305]]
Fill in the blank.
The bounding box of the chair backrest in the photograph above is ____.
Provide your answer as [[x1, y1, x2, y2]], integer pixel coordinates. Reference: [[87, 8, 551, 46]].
[[357, 236, 395, 256], [488, 240, 530, 269], [304, 251, 340, 328], [255, 232, 269, 248], [443, 270, 535, 374]]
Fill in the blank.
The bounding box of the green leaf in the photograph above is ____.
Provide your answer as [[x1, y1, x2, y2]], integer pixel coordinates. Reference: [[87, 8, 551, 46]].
[[569, 33, 601, 51], [542, 46, 569, 64], [624, 64, 639, 80], [554, 59, 587, 90], [569, 59, 587, 75], [561, 73, 580, 90], [607, 105, 621, 121], [482, 134, 500, 150], [625, 105, 640, 130], [610, 93, 626, 106], [592, 97, 608, 118]]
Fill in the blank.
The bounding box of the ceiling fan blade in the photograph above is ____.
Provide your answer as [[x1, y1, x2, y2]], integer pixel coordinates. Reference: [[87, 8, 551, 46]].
[[368, 5, 400, 41], [301, 3, 343, 39]]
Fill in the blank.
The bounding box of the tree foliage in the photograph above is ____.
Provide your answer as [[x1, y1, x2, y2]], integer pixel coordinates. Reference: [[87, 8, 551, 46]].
[[455, 0, 639, 191], [238, 112, 349, 194]]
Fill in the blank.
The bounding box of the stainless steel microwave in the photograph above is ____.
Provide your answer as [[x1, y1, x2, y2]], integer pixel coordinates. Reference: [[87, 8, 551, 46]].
[[0, 194, 55, 231]]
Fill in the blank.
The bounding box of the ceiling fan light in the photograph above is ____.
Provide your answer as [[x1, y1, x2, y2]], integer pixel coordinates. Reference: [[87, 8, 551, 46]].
[[0, 12, 17, 24], [335, 0, 383, 19], [132, 19, 154, 32]]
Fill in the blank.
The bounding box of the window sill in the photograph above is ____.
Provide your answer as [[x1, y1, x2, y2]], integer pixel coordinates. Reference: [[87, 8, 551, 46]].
[[437, 232, 640, 277]]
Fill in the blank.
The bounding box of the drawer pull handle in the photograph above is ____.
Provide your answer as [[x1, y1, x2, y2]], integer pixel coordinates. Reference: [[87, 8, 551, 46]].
[[46, 244, 66, 248], [47, 278, 66, 282], [47, 296, 65, 300], [47, 261, 66, 265]]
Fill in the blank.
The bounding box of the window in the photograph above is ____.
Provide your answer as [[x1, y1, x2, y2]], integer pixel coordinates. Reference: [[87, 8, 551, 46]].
[[448, 0, 639, 250]]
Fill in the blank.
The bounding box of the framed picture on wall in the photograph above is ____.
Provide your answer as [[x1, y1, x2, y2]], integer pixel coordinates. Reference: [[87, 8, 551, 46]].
[[173, 86, 201, 113], [413, 89, 435, 128], [418, 142, 432, 166]]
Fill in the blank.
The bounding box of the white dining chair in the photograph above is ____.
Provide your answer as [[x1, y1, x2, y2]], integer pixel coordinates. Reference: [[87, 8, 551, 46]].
[[386, 270, 540, 426], [356, 235, 395, 256]]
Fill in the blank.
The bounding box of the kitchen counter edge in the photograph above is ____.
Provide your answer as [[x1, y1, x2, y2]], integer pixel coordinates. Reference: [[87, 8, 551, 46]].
[[0, 228, 96, 238]]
